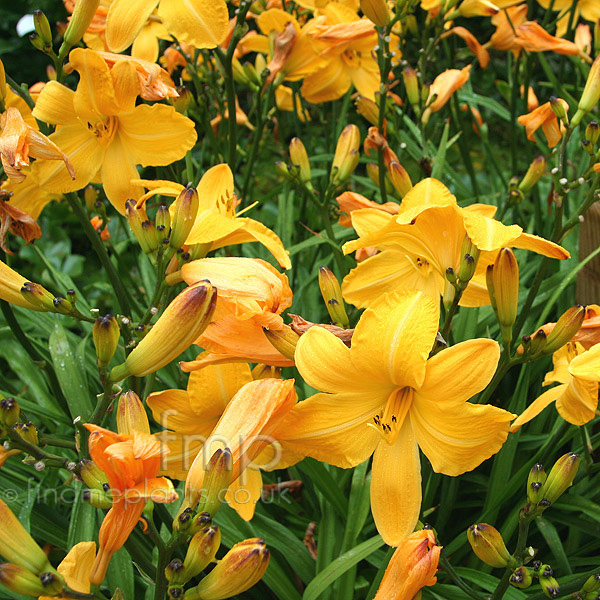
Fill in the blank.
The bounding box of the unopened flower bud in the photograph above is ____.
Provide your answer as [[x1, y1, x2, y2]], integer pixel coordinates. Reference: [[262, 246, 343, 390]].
[[581, 574, 600, 594], [33, 10, 53, 49], [170, 185, 199, 251], [0, 397, 19, 428], [166, 559, 187, 586], [79, 459, 109, 490], [289, 138, 311, 184], [183, 525, 221, 580], [458, 254, 476, 287], [82, 488, 113, 509], [355, 95, 379, 126], [403, 66, 420, 108], [387, 161, 413, 198], [543, 305, 586, 355], [275, 161, 294, 181], [263, 325, 300, 362], [155, 204, 171, 245], [539, 452, 580, 506], [331, 125, 361, 185], [195, 448, 233, 517], [549, 96, 569, 126], [510, 566, 534, 589], [126, 200, 159, 254], [62, 0, 101, 49], [29, 32, 47, 53], [52, 296, 74, 316], [110, 281, 216, 380], [527, 463, 547, 505], [231, 57, 250, 86], [467, 524, 515, 568], [173, 86, 192, 114], [519, 156, 546, 193], [539, 572, 560, 599], [20, 282, 55, 312], [0, 564, 63, 596], [84, 185, 98, 211], [93, 314, 119, 371], [14, 422, 38, 446], [186, 512, 212, 537], [584, 121, 600, 154], [489, 249, 519, 345], [318, 267, 349, 328], [360, 0, 390, 27], [184, 538, 270, 600], [116, 391, 150, 435], [573, 56, 600, 127], [366, 162, 382, 187]]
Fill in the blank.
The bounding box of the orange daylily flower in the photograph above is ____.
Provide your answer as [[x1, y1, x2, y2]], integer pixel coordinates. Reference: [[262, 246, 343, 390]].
[[511, 342, 600, 431], [514, 21, 586, 57], [0, 198, 41, 254], [442, 27, 490, 68], [136, 164, 290, 269], [210, 101, 255, 136], [31, 48, 196, 213], [104, 0, 228, 54], [179, 257, 294, 369], [336, 191, 400, 228], [575, 23, 592, 54], [373, 529, 442, 600], [90, 215, 110, 241], [182, 378, 301, 515], [517, 99, 569, 148], [489, 4, 528, 52], [275, 290, 515, 545], [423, 66, 471, 122], [0, 107, 74, 183], [341, 179, 569, 309], [84, 421, 177, 584]]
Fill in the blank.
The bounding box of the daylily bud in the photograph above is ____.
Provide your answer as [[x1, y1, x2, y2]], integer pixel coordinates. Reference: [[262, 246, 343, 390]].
[[14, 422, 38, 446], [467, 524, 515, 569], [360, 0, 390, 27], [116, 391, 150, 435], [549, 96, 569, 126], [490, 249, 519, 345], [581, 574, 600, 594], [519, 156, 546, 193], [195, 448, 233, 517], [79, 459, 108, 490], [456, 0, 499, 18], [0, 397, 19, 428], [33, 10, 52, 48], [93, 314, 120, 371], [183, 525, 221, 580], [539, 452, 580, 506], [84, 185, 98, 211], [263, 325, 300, 362], [20, 282, 55, 312], [331, 125, 361, 185], [187, 512, 213, 537], [275, 161, 294, 181], [155, 204, 171, 245], [573, 56, 600, 127], [387, 161, 413, 198], [0, 499, 53, 574], [170, 185, 199, 251], [543, 305, 586, 355], [355, 95, 380, 126], [539, 571, 560, 599], [62, 0, 101, 49], [0, 564, 63, 596], [165, 559, 187, 586], [53, 296, 74, 316], [527, 463, 547, 505], [510, 567, 533, 589], [184, 538, 270, 600], [318, 267, 350, 329], [595, 20, 600, 57], [366, 163, 382, 187], [126, 200, 158, 254], [82, 488, 113, 509], [109, 281, 217, 380], [528, 329, 547, 356], [458, 254, 476, 287], [232, 57, 250, 86], [289, 138, 311, 184], [29, 33, 47, 53], [584, 121, 599, 154], [403, 66, 420, 108]]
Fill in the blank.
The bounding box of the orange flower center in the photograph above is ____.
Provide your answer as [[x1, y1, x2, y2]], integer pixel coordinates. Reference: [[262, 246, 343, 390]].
[[341, 49, 364, 70], [87, 116, 118, 148], [370, 387, 413, 444]]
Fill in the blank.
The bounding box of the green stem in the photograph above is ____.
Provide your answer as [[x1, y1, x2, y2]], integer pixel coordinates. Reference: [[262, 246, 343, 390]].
[[439, 553, 485, 600], [38, 435, 77, 450], [154, 534, 181, 600], [525, 567, 600, 600], [88, 376, 115, 427], [319, 198, 346, 278], [7, 427, 77, 472], [5, 74, 35, 110]]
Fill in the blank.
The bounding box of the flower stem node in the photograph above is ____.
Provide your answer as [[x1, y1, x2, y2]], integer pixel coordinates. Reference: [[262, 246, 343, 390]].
[[93, 315, 120, 371], [467, 523, 516, 568]]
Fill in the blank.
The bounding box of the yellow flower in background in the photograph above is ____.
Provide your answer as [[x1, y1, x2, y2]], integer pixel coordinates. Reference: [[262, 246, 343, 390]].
[[105, 0, 228, 54], [510, 342, 600, 431], [31, 48, 196, 214], [1, 172, 61, 220], [0, 259, 46, 311], [342, 179, 568, 309], [536, 0, 600, 37], [275, 290, 514, 545], [136, 164, 291, 269]]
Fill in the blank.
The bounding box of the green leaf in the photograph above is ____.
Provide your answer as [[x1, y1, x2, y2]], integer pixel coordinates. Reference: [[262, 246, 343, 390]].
[[296, 459, 348, 519], [535, 517, 572, 574], [49, 322, 93, 421], [106, 546, 135, 600], [302, 535, 385, 600], [67, 482, 97, 548]]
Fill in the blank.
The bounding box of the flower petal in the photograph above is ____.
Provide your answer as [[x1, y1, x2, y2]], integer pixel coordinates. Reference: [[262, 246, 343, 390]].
[[301, 59, 352, 103], [31, 81, 78, 126], [512, 232, 569, 259], [462, 210, 522, 252], [56, 542, 96, 594], [569, 342, 600, 381], [225, 468, 263, 521], [155, 431, 204, 480], [158, 0, 229, 49], [556, 378, 598, 426], [371, 418, 422, 546], [106, 0, 159, 53], [118, 104, 197, 166], [275, 392, 382, 468], [395, 178, 457, 222], [510, 385, 566, 432], [147, 389, 211, 435], [351, 290, 439, 389]]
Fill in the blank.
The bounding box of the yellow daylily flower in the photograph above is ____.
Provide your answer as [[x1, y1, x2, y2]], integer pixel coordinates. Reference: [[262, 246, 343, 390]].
[[0, 259, 45, 311], [342, 178, 569, 309], [104, 0, 228, 54], [1, 171, 61, 219], [275, 289, 515, 546], [536, 0, 600, 37], [31, 48, 196, 214], [148, 363, 302, 520], [39, 542, 96, 600], [136, 164, 291, 269], [510, 342, 600, 431]]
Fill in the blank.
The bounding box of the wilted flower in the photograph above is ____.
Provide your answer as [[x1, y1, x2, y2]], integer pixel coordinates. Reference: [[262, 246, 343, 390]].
[[518, 99, 569, 148]]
